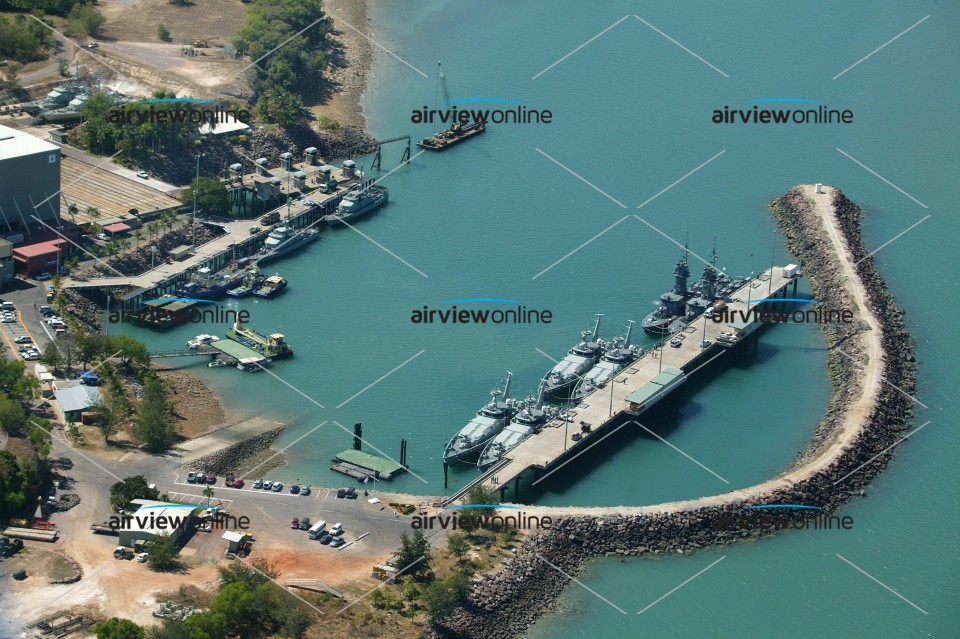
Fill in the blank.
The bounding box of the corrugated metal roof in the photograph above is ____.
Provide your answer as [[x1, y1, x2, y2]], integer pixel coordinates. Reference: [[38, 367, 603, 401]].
[[0, 124, 59, 160]]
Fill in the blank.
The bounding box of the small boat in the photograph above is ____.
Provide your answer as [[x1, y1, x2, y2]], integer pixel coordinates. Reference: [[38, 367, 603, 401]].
[[187, 334, 220, 349], [207, 358, 228, 368], [236, 356, 268, 372], [227, 265, 263, 298], [252, 275, 287, 299]]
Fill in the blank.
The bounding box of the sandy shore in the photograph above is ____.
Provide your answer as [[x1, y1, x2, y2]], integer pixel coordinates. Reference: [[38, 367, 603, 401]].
[[311, 0, 374, 130]]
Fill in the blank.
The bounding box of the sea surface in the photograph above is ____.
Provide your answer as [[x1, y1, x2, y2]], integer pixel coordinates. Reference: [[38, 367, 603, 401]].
[[119, 1, 958, 636]]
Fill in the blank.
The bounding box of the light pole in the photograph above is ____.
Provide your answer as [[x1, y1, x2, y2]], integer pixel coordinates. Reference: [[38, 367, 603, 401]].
[[768, 230, 777, 295], [193, 152, 203, 251]]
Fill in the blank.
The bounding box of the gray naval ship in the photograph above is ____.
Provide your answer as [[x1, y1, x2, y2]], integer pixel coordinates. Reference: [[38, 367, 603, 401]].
[[571, 321, 644, 403], [643, 241, 747, 335], [255, 225, 320, 265], [684, 243, 747, 321], [477, 393, 558, 470], [443, 373, 516, 465], [324, 180, 389, 225], [539, 314, 605, 398], [642, 245, 691, 335]]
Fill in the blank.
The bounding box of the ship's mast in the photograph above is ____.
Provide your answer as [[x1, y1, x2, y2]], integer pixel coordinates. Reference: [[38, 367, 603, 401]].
[[503, 372, 512, 401], [436, 62, 452, 110], [591, 313, 603, 342], [624, 320, 634, 347], [673, 236, 690, 295]]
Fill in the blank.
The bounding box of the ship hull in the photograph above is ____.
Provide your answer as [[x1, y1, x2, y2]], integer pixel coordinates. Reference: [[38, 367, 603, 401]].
[[252, 281, 287, 298], [417, 122, 485, 151], [256, 233, 319, 265], [324, 191, 388, 225]]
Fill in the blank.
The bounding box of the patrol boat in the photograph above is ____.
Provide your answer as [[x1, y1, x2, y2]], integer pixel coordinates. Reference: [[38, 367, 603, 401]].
[[256, 226, 320, 265], [539, 315, 605, 398], [571, 321, 643, 403], [443, 373, 515, 465], [323, 180, 388, 225], [477, 394, 556, 470]]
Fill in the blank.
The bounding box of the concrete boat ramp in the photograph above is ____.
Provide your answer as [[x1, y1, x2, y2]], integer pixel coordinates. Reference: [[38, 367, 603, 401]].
[[168, 417, 285, 466]]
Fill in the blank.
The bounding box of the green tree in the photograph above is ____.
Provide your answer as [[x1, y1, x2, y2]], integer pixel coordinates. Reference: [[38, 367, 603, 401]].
[[180, 178, 229, 216], [89, 398, 121, 443], [0, 449, 35, 516], [109, 475, 159, 511], [28, 418, 53, 458], [254, 86, 304, 125], [446, 532, 469, 563], [0, 358, 37, 401], [95, 617, 144, 639], [111, 334, 149, 369], [422, 571, 470, 620], [392, 529, 430, 577], [456, 484, 499, 532], [67, 3, 105, 38], [0, 393, 27, 437], [131, 376, 177, 452], [145, 532, 179, 571], [157, 24, 170, 41]]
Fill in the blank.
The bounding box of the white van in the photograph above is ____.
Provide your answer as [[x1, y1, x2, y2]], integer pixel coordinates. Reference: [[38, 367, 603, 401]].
[[307, 520, 327, 540]]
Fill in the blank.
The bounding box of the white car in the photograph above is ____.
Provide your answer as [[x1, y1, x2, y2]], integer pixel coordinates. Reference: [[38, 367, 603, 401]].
[[136, 552, 148, 563], [136, 171, 149, 179], [96, 233, 110, 241], [1, 317, 15, 323], [23, 352, 39, 361], [14, 336, 31, 344], [34, 272, 52, 281]]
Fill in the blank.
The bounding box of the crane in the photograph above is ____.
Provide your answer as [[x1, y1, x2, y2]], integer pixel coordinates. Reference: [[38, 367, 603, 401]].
[[435, 61, 452, 110]]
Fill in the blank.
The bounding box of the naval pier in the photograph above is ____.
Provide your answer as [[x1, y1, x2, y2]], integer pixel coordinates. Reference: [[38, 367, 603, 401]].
[[443, 265, 801, 505]]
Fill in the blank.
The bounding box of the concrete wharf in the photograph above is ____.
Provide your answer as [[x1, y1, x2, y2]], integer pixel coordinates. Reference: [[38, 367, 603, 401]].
[[64, 183, 348, 307], [444, 265, 800, 504]]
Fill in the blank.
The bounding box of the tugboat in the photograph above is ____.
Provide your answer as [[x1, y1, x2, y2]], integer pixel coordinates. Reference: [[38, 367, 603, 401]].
[[251, 274, 287, 298], [416, 62, 486, 151], [571, 321, 643, 403], [477, 394, 557, 470], [539, 315, 605, 398], [443, 373, 516, 465], [323, 180, 389, 225]]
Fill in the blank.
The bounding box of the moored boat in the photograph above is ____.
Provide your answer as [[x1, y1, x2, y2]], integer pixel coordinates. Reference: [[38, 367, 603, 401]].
[[443, 373, 516, 465]]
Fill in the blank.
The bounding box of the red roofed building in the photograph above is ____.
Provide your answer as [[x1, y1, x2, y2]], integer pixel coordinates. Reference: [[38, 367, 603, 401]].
[[13, 239, 67, 276]]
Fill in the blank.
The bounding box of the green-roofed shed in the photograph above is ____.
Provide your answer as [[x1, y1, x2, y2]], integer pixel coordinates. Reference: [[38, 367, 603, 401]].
[[625, 367, 686, 412]]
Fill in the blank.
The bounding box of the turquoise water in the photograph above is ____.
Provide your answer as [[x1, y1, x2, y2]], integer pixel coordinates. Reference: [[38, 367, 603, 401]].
[[121, 0, 958, 635]]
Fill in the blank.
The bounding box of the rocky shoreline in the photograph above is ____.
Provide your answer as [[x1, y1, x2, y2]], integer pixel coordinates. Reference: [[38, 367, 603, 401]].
[[426, 186, 917, 638], [181, 426, 287, 479]]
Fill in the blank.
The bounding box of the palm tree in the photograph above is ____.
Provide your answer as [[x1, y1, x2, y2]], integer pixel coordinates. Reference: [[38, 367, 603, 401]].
[[54, 293, 67, 317], [162, 212, 176, 235], [67, 204, 79, 221], [133, 230, 144, 247], [147, 222, 160, 242], [50, 274, 62, 296], [203, 485, 214, 508], [85, 206, 101, 222]]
